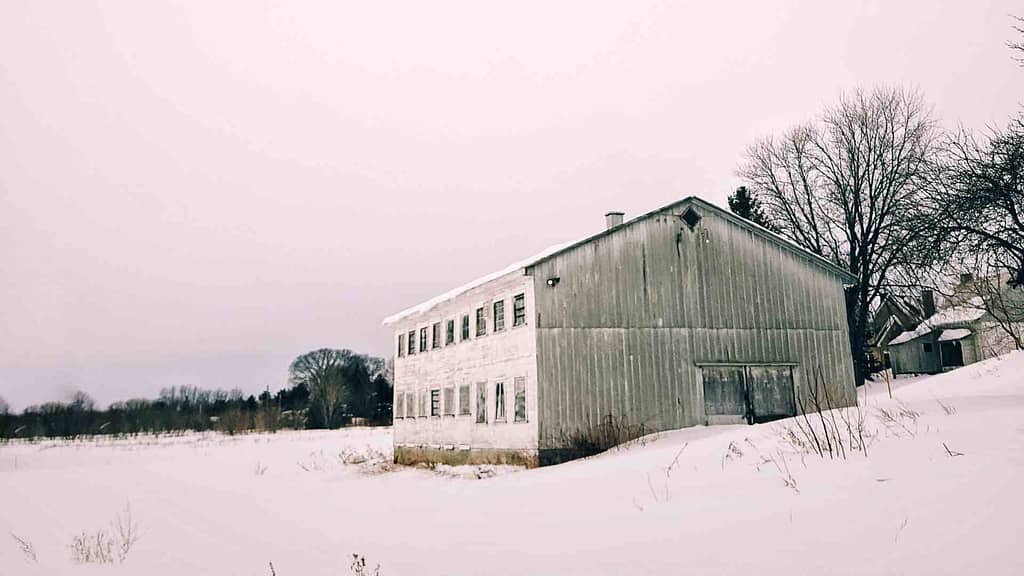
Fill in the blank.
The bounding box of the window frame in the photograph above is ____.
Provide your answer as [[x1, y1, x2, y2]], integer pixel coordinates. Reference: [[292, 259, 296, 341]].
[[430, 389, 441, 417], [493, 300, 505, 332], [446, 319, 455, 345], [461, 315, 471, 341], [513, 293, 526, 327], [407, 331, 416, 355], [395, 391, 405, 419], [475, 382, 488, 424], [419, 327, 428, 353], [514, 376, 527, 423], [432, 322, 441, 349], [443, 387, 455, 417], [494, 381, 506, 422], [405, 392, 414, 418], [459, 384, 471, 416], [475, 307, 486, 337], [398, 333, 405, 358]]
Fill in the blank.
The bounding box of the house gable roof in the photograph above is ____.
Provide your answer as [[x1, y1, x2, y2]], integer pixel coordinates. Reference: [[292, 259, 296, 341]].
[[888, 298, 986, 346], [382, 196, 857, 326]]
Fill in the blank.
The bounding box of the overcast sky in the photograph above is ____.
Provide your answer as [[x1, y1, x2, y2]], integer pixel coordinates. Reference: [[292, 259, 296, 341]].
[[2, 1, 1022, 410]]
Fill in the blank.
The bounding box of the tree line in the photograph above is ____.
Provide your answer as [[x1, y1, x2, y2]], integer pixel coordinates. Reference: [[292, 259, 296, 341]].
[[728, 19, 1024, 383], [0, 348, 392, 440]]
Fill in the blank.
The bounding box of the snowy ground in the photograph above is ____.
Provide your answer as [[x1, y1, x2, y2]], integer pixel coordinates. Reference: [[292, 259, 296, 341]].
[[2, 352, 1023, 575]]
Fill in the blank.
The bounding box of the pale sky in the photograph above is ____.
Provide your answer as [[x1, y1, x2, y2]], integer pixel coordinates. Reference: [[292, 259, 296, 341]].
[[2, 0, 1022, 410]]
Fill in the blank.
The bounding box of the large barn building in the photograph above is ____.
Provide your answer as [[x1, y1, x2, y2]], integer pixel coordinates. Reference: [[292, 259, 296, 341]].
[[383, 196, 857, 466]]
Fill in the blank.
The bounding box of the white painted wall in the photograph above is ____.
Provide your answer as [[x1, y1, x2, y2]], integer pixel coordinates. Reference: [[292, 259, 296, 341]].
[[389, 271, 539, 453]]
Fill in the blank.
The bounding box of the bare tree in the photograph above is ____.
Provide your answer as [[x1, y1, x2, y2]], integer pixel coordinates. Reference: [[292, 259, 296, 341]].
[[0, 395, 9, 416], [924, 118, 1024, 350], [740, 87, 941, 385], [288, 349, 352, 428], [1010, 15, 1024, 66]]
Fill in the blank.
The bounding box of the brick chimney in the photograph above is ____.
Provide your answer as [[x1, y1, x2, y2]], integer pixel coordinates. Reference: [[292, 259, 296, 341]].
[[605, 211, 624, 229]]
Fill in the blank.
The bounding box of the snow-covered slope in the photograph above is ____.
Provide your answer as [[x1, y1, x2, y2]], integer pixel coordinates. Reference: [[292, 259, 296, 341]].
[[2, 352, 1022, 575]]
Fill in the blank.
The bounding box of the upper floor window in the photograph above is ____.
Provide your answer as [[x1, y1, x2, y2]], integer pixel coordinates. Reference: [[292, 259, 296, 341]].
[[493, 300, 505, 332], [398, 334, 405, 358], [419, 327, 428, 352], [461, 315, 470, 341], [513, 293, 526, 327], [432, 322, 441, 349], [446, 319, 455, 345], [407, 331, 416, 355], [476, 307, 486, 336]]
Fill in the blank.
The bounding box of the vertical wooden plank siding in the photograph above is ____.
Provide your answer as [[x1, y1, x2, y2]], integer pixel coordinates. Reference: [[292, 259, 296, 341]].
[[532, 204, 856, 449]]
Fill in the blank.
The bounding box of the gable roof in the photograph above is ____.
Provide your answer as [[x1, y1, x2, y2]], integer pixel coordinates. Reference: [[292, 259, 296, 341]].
[[888, 298, 986, 346], [382, 196, 857, 326]]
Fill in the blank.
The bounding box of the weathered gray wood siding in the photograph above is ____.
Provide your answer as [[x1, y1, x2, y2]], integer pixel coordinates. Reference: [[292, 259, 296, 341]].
[[889, 336, 941, 374], [529, 202, 856, 450]]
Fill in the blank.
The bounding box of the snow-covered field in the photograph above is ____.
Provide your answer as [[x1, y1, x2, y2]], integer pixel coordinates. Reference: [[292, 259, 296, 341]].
[[3, 352, 1023, 575]]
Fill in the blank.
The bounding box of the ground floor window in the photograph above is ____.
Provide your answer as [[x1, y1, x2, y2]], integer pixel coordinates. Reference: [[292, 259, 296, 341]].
[[476, 382, 487, 423], [405, 392, 414, 418], [430, 389, 440, 417], [443, 387, 455, 416], [494, 382, 506, 422], [459, 385, 471, 416], [395, 393, 404, 418], [514, 377, 526, 422]]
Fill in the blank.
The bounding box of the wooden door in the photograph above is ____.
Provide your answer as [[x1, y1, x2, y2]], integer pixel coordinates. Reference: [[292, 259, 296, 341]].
[[702, 366, 748, 425], [747, 366, 796, 423]]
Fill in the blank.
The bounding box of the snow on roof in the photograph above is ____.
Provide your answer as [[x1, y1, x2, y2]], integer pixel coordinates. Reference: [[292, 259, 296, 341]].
[[938, 328, 973, 342], [381, 241, 574, 326], [888, 298, 986, 346]]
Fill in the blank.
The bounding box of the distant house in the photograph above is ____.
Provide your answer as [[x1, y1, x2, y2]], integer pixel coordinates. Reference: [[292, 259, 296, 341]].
[[885, 275, 1023, 374], [383, 197, 858, 467]]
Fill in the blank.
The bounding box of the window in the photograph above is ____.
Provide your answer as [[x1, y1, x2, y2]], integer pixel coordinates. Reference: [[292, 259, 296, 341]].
[[443, 387, 455, 416], [513, 293, 526, 327], [395, 392, 405, 418], [420, 391, 428, 418], [493, 300, 505, 332], [680, 206, 702, 229], [459, 385, 471, 416], [923, 342, 933, 354], [514, 377, 526, 422], [432, 323, 441, 349], [446, 319, 455, 345], [407, 331, 415, 355], [430, 389, 441, 417], [419, 327, 428, 352], [476, 382, 487, 423], [494, 382, 506, 422], [461, 315, 470, 341], [405, 392, 414, 418], [398, 334, 405, 358], [476, 307, 486, 336]]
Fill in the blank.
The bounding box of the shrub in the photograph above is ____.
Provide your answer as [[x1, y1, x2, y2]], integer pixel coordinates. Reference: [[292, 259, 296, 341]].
[[557, 414, 649, 460]]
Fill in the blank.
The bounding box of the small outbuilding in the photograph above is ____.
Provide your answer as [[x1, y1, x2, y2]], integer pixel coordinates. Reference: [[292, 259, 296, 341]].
[[383, 196, 858, 466]]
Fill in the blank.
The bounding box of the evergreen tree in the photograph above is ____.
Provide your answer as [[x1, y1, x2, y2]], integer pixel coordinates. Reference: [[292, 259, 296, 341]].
[[728, 186, 776, 231]]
